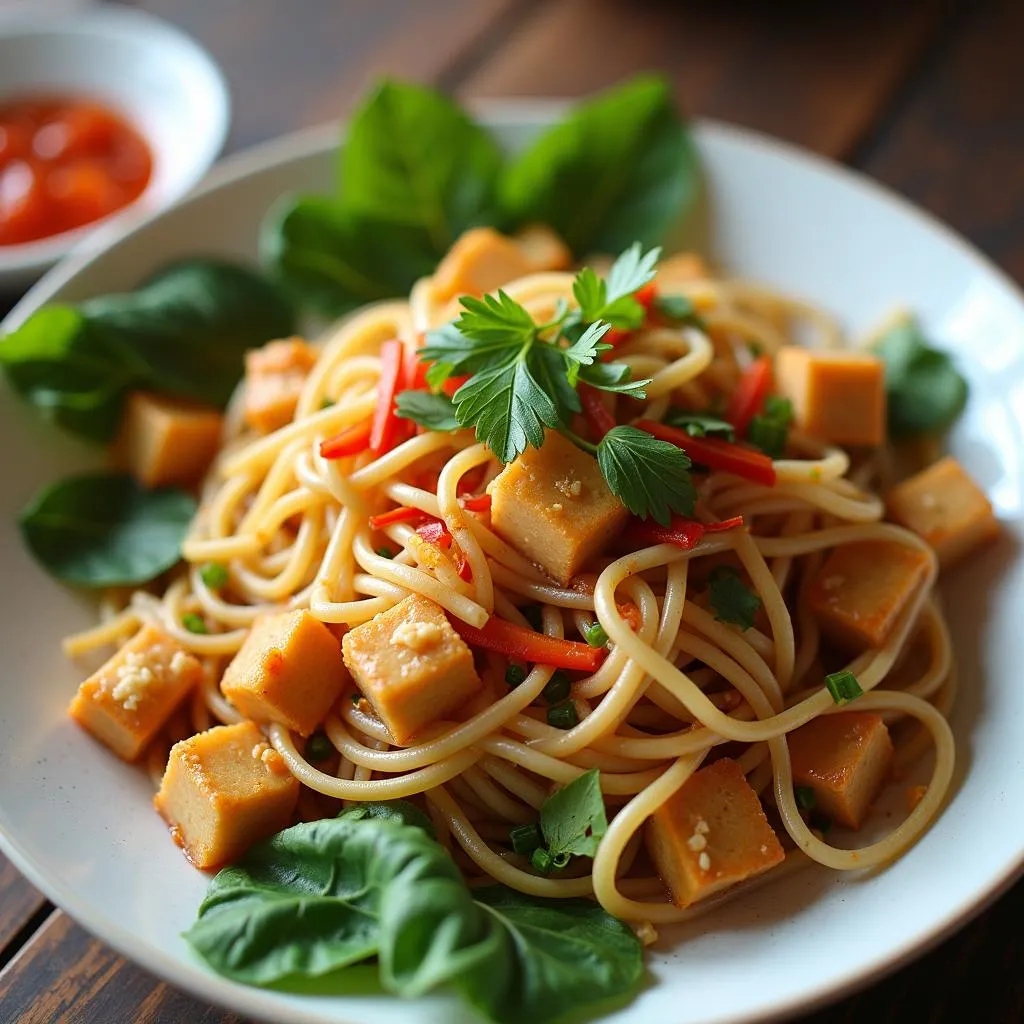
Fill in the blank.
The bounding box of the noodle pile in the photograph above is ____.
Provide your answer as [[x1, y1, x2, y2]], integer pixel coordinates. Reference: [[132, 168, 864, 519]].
[[65, 259, 956, 928]]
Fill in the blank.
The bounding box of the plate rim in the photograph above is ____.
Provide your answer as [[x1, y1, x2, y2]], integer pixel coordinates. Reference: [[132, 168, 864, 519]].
[[2, 104, 1023, 1024]]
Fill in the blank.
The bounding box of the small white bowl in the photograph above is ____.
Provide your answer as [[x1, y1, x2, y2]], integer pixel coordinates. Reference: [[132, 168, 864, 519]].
[[0, 5, 230, 288]]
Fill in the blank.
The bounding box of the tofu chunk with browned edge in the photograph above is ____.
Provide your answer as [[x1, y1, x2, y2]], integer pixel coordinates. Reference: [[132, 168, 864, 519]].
[[788, 711, 893, 829], [154, 721, 299, 869], [488, 430, 630, 585], [342, 594, 482, 744], [221, 610, 346, 736], [775, 346, 886, 447], [432, 227, 534, 302], [69, 624, 202, 761], [243, 337, 317, 433], [807, 539, 932, 653], [646, 757, 785, 908], [886, 456, 998, 568], [115, 392, 223, 488]]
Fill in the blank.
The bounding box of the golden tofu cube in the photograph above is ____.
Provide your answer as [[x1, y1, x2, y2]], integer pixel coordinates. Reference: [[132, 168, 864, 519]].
[[221, 610, 346, 736], [886, 456, 998, 568], [646, 757, 785, 908], [341, 594, 481, 745], [488, 430, 630, 585], [432, 227, 533, 303], [513, 224, 572, 273], [115, 391, 223, 488], [807, 539, 932, 653], [775, 346, 886, 446], [656, 251, 708, 288], [154, 721, 299, 869], [789, 712, 893, 828], [243, 337, 317, 433], [68, 624, 202, 761]]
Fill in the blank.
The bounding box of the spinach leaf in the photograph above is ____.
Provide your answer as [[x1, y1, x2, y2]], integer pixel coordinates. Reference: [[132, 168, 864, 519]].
[[19, 473, 195, 587], [343, 79, 505, 251], [0, 259, 296, 441], [539, 768, 608, 864], [875, 315, 969, 438], [261, 195, 436, 318], [500, 76, 698, 256]]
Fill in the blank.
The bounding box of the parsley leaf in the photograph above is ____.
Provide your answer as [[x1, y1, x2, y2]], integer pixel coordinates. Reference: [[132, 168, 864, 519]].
[[875, 315, 968, 438], [395, 391, 460, 431], [540, 769, 608, 866], [577, 361, 650, 398], [563, 321, 611, 385], [597, 426, 696, 525], [456, 290, 537, 347], [573, 243, 660, 329], [663, 409, 736, 441], [708, 566, 761, 630]]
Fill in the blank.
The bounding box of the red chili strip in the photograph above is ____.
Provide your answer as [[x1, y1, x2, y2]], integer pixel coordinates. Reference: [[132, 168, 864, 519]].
[[624, 513, 746, 552], [636, 419, 777, 487], [319, 419, 372, 460], [727, 355, 773, 437], [368, 506, 432, 530], [449, 615, 607, 673]]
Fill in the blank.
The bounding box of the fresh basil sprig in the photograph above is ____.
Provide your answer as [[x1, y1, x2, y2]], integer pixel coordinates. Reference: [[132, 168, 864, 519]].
[[184, 802, 642, 1024]]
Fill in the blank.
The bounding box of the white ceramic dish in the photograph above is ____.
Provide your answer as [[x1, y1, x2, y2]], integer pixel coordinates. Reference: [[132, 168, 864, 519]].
[[1, 107, 1023, 1024], [0, 4, 230, 288]]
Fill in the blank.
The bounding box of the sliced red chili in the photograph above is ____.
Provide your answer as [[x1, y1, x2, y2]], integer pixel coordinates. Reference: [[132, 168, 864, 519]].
[[319, 418, 372, 460], [636, 419, 777, 487]]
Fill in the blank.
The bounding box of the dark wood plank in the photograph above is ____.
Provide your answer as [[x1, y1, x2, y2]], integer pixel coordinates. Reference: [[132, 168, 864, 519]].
[[856, 0, 1024, 283], [461, 0, 958, 158], [127, 0, 534, 151], [0, 857, 48, 963]]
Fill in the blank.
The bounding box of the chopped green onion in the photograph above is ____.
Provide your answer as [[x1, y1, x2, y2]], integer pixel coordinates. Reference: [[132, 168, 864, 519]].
[[375, 546, 395, 559], [199, 562, 228, 589], [825, 669, 863, 706], [182, 613, 208, 634], [509, 823, 543, 855], [547, 702, 578, 730], [531, 847, 554, 873], [542, 671, 571, 705], [583, 622, 609, 648], [521, 604, 543, 631], [305, 732, 333, 762], [795, 786, 817, 812], [505, 664, 527, 687]]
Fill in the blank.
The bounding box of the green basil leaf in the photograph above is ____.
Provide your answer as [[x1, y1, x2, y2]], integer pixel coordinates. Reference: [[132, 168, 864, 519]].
[[261, 194, 435, 318], [539, 768, 607, 860], [343, 79, 505, 253], [19, 473, 195, 587], [394, 390, 460, 432], [500, 76, 698, 256]]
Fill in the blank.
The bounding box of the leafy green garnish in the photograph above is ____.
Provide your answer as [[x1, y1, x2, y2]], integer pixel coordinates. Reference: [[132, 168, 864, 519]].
[[19, 473, 195, 588], [573, 242, 659, 328], [708, 565, 761, 630], [655, 293, 705, 328], [0, 260, 295, 442], [825, 669, 864, 706], [597, 425, 696, 526], [875, 315, 968, 438], [394, 391, 460, 432], [747, 395, 793, 458], [184, 802, 642, 1024], [663, 408, 736, 441], [500, 76, 698, 256], [540, 768, 608, 867]]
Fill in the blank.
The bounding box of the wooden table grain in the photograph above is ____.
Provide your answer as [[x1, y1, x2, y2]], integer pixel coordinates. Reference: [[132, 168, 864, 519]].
[[2, 0, 1023, 1020]]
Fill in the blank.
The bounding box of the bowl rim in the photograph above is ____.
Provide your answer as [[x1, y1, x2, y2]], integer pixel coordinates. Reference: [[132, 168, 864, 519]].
[[2, 106, 1023, 1024], [0, 3, 231, 277]]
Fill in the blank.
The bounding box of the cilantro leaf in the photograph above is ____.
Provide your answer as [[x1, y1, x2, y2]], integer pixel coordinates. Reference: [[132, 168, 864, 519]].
[[708, 566, 761, 630], [395, 391, 459, 431], [663, 409, 736, 441], [605, 243, 660, 306], [597, 425, 696, 525], [578, 361, 650, 398], [456, 290, 537, 346], [540, 769, 608, 864], [563, 321, 611, 385], [572, 243, 660, 329], [875, 315, 968, 438]]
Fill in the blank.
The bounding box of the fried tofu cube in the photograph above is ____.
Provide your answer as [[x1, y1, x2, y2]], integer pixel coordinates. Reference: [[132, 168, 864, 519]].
[[115, 391, 223, 488], [341, 594, 481, 744], [68, 625, 202, 761], [243, 337, 317, 433], [154, 721, 299, 869], [885, 456, 998, 568], [646, 757, 785, 908], [656, 251, 708, 288], [807, 539, 932, 653], [221, 610, 346, 736], [432, 227, 533, 302], [788, 712, 893, 828], [488, 430, 630, 585], [513, 224, 572, 272], [775, 346, 886, 446]]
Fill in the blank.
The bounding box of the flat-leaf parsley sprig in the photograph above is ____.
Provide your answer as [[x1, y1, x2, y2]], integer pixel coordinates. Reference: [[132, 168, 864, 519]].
[[397, 244, 697, 524]]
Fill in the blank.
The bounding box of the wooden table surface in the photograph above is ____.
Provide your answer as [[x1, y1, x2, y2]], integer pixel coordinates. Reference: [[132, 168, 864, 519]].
[[2, 0, 1023, 1021]]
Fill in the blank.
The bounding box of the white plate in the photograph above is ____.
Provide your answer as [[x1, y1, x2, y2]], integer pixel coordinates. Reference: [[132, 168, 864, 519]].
[[1, 107, 1023, 1024]]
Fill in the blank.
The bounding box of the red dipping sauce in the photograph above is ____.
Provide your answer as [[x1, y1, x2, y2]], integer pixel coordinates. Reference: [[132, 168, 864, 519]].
[[0, 94, 153, 247]]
